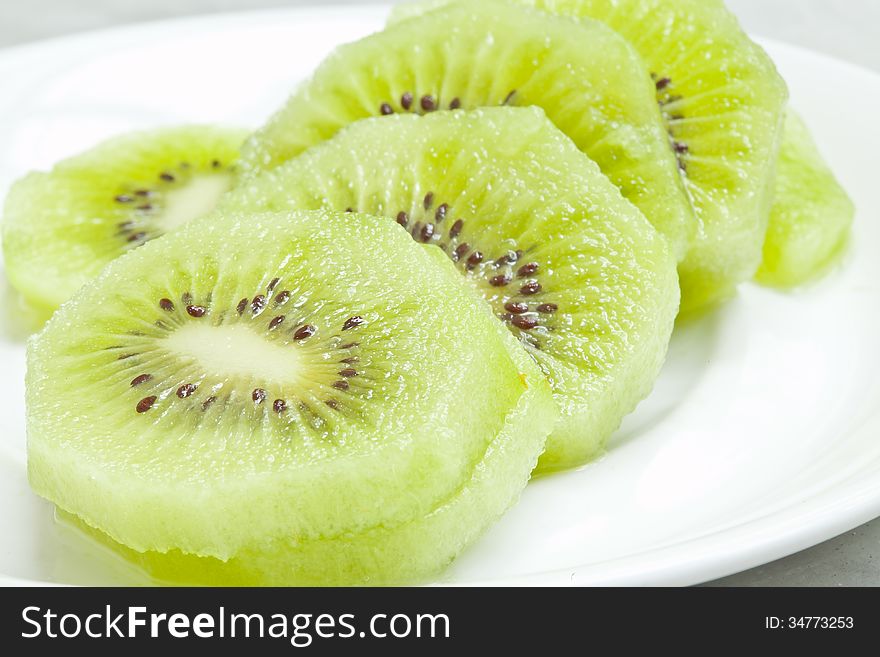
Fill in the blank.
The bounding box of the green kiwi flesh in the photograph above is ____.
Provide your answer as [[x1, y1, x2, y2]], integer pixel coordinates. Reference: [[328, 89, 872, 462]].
[[225, 107, 679, 472], [26, 209, 555, 585], [2, 126, 247, 313], [391, 0, 789, 311], [241, 0, 695, 260], [756, 110, 854, 286]]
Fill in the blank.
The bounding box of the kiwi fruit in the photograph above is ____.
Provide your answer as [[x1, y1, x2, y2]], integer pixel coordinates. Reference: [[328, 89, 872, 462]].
[[26, 208, 555, 585], [2, 125, 247, 314], [225, 107, 679, 472], [756, 110, 854, 286], [240, 0, 695, 260], [391, 0, 789, 310]]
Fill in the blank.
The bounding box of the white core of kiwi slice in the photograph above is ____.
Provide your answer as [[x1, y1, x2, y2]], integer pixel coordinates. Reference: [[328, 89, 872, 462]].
[[26, 208, 556, 585], [224, 107, 680, 473], [162, 323, 308, 387], [1, 125, 247, 314], [157, 173, 234, 233]]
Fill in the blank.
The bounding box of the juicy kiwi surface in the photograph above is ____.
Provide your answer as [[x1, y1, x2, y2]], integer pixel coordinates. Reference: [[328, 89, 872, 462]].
[[26, 209, 555, 585], [391, 0, 789, 311], [756, 110, 854, 287], [2, 125, 247, 313], [226, 107, 680, 472], [241, 0, 695, 260]]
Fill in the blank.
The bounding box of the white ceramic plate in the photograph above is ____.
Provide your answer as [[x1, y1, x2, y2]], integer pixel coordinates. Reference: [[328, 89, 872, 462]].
[[1, 4, 878, 587]]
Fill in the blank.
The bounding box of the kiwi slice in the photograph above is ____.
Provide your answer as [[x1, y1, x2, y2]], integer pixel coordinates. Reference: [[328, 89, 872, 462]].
[[2, 125, 247, 313], [392, 0, 789, 310], [224, 107, 679, 473], [756, 110, 854, 287], [240, 0, 695, 260], [26, 208, 555, 585]]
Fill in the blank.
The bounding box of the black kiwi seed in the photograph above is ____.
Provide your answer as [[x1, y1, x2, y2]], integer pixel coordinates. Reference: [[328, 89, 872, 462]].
[[420, 223, 435, 242], [466, 251, 484, 268], [655, 77, 671, 90], [273, 399, 287, 414], [339, 368, 358, 378], [380, 102, 394, 115], [274, 291, 291, 306], [505, 301, 528, 314], [212, 159, 222, 168], [339, 342, 359, 349], [345, 207, 354, 213], [159, 298, 175, 312], [177, 383, 197, 398], [519, 281, 542, 295], [135, 189, 152, 197], [489, 274, 511, 287], [503, 89, 517, 105], [449, 97, 461, 110], [251, 295, 266, 315], [396, 211, 409, 228], [495, 250, 519, 266], [454, 242, 470, 259], [537, 303, 558, 314], [511, 315, 538, 331], [340, 356, 359, 364], [128, 232, 146, 242], [160, 172, 175, 182], [517, 262, 539, 277], [342, 316, 365, 331], [423, 192, 434, 210], [236, 298, 248, 315], [136, 396, 157, 413], [202, 396, 216, 411], [435, 203, 448, 222], [670, 114, 690, 168], [186, 305, 207, 318], [449, 219, 464, 238], [252, 388, 267, 404], [420, 95, 436, 111], [401, 92, 413, 110], [268, 277, 280, 292], [293, 324, 316, 340], [130, 373, 152, 387], [332, 380, 350, 391], [269, 316, 285, 330], [325, 399, 339, 409]]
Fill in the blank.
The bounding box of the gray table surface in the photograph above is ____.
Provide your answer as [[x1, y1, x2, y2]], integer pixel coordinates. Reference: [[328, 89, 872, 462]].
[[0, 0, 876, 587]]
